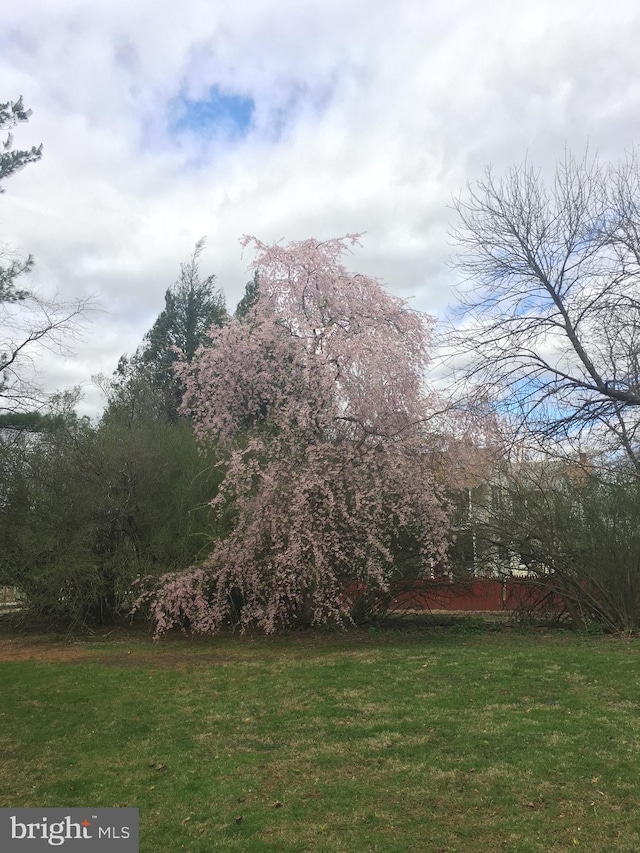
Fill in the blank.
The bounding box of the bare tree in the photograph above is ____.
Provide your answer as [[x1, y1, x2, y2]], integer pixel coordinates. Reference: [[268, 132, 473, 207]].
[[450, 150, 640, 471], [0, 96, 91, 415], [1, 292, 92, 414]]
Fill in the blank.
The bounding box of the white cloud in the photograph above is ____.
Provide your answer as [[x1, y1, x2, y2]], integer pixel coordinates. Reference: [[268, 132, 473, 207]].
[[1, 0, 640, 416]]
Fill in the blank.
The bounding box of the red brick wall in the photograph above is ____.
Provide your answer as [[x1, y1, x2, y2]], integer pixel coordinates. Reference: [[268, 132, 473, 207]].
[[388, 578, 563, 612]]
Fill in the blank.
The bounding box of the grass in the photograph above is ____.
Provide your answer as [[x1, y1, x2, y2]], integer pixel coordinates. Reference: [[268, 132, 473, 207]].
[[1, 626, 639, 851]]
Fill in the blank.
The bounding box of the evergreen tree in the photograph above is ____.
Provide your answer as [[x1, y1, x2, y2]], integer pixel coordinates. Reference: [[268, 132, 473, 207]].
[[0, 96, 42, 304], [0, 96, 42, 190], [0, 411, 68, 433], [138, 238, 227, 416], [235, 270, 259, 321]]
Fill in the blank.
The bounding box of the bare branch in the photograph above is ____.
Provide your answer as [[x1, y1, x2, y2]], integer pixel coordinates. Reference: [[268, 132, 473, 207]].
[[450, 149, 640, 467], [1, 292, 96, 413]]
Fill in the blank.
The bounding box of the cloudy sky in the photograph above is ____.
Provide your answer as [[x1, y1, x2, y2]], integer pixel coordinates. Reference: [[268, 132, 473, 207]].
[[2, 0, 640, 417]]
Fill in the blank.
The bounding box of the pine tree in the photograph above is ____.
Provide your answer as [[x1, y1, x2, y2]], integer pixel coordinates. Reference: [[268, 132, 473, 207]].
[[234, 270, 259, 321], [116, 239, 228, 420], [0, 96, 43, 304]]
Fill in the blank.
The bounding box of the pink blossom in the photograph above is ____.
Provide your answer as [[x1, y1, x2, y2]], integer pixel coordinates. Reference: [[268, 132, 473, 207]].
[[144, 236, 495, 636]]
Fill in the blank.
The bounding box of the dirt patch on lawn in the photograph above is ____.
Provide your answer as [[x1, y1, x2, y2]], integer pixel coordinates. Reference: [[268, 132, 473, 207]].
[[0, 634, 244, 668], [0, 639, 219, 667], [0, 638, 99, 663]]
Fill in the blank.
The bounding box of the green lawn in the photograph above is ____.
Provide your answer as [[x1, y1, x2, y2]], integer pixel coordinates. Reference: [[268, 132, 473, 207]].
[[1, 628, 639, 852]]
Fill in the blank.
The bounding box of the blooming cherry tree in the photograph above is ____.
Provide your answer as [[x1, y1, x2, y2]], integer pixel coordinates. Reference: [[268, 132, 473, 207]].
[[144, 236, 477, 635]]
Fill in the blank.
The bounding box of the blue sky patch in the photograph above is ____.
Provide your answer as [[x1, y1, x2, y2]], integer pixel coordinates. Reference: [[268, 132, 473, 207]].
[[170, 87, 255, 139]]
